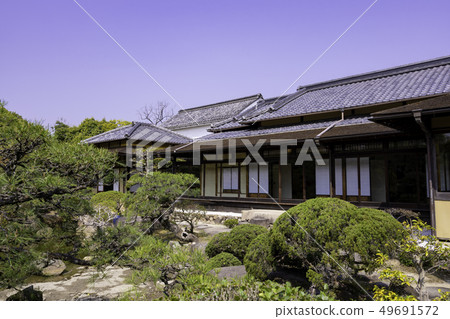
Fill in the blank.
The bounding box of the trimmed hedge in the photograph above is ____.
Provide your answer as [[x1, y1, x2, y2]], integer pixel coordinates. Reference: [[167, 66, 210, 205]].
[[271, 198, 404, 283], [205, 224, 268, 261], [244, 232, 274, 280], [205, 232, 230, 259], [206, 252, 241, 270]]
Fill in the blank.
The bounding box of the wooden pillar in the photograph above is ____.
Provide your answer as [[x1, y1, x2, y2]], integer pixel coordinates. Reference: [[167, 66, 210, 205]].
[[329, 147, 335, 197], [357, 156, 361, 203], [278, 163, 282, 202], [238, 162, 241, 199], [426, 136, 437, 230], [342, 158, 347, 201]]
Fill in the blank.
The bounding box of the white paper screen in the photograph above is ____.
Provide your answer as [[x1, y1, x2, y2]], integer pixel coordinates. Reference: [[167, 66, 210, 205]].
[[315, 159, 330, 195], [346, 158, 358, 196], [335, 158, 343, 196]]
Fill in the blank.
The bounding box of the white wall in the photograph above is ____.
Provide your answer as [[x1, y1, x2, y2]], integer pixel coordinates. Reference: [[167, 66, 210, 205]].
[[173, 125, 211, 139]]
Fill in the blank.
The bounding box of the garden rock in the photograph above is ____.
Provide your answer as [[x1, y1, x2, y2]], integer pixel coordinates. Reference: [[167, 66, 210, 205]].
[[249, 217, 271, 227], [42, 259, 66, 276], [169, 241, 181, 249], [6, 286, 43, 301], [179, 231, 197, 243]]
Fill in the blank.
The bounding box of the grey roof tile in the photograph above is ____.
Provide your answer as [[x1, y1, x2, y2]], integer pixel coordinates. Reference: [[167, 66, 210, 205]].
[[200, 116, 372, 141], [243, 56, 450, 123], [162, 94, 261, 130], [83, 122, 192, 145]]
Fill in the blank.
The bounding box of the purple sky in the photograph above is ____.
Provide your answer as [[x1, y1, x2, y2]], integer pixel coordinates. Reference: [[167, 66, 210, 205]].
[[1, 0, 450, 126]]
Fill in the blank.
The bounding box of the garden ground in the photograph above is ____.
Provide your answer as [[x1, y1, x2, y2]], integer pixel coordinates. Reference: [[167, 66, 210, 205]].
[[1, 221, 449, 301]]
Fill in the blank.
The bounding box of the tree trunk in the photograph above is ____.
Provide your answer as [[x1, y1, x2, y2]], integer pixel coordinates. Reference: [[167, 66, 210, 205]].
[[415, 265, 428, 300]]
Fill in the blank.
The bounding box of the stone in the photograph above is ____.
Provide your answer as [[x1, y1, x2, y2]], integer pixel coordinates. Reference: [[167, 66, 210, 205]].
[[179, 231, 197, 243], [6, 286, 43, 301], [156, 280, 165, 289], [249, 217, 271, 227], [168, 241, 181, 249], [74, 293, 109, 301], [42, 259, 66, 276], [82, 225, 97, 239], [83, 256, 93, 262]]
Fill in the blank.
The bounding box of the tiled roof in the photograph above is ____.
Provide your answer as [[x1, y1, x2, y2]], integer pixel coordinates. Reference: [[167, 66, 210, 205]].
[[371, 93, 450, 116], [83, 122, 192, 145], [209, 95, 289, 132], [200, 116, 376, 141], [174, 116, 398, 153], [162, 94, 261, 130], [242, 56, 450, 123]]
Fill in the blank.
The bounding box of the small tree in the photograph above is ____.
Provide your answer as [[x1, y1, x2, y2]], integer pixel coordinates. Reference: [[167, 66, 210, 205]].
[[171, 200, 206, 234], [375, 219, 450, 301], [139, 101, 174, 126], [125, 172, 199, 233], [90, 191, 126, 227]]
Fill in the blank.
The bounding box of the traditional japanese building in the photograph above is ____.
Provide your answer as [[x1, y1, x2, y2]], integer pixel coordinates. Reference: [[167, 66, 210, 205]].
[[170, 56, 450, 239], [83, 121, 191, 192]]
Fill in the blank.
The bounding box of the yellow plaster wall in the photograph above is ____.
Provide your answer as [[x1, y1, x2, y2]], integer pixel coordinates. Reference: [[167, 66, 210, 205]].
[[435, 200, 450, 239], [204, 164, 216, 197]]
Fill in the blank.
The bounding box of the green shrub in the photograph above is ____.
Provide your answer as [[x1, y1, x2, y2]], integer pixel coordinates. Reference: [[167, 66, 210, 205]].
[[91, 190, 125, 213], [244, 233, 274, 280], [205, 224, 268, 261], [227, 224, 268, 261], [167, 276, 335, 301], [206, 252, 241, 270], [223, 218, 239, 229], [271, 198, 403, 287], [342, 208, 405, 272], [205, 232, 230, 258]]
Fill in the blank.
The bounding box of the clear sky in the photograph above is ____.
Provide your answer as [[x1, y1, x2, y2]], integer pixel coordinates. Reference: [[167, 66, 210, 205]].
[[1, 0, 449, 126]]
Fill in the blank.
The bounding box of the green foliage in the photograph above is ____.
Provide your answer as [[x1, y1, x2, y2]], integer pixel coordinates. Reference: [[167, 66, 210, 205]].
[[53, 118, 131, 143], [375, 220, 450, 300], [205, 232, 230, 259], [223, 218, 239, 229], [271, 198, 403, 288], [89, 224, 142, 266], [91, 191, 125, 214], [0, 105, 117, 288], [171, 200, 205, 233], [167, 276, 335, 301], [243, 233, 274, 280], [206, 252, 241, 270], [125, 172, 199, 233], [342, 207, 405, 273], [373, 286, 417, 301], [205, 224, 268, 261]]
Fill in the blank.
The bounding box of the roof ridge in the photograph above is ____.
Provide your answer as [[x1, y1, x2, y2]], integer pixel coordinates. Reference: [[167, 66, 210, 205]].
[[82, 124, 133, 143], [299, 55, 450, 92], [129, 121, 192, 140], [177, 94, 261, 113]]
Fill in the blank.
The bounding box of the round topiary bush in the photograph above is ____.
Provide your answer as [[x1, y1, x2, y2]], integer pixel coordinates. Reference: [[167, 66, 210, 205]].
[[271, 198, 404, 286], [206, 252, 242, 270], [226, 224, 268, 261], [244, 232, 274, 280], [205, 232, 230, 258], [342, 207, 405, 273], [205, 224, 268, 261]]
